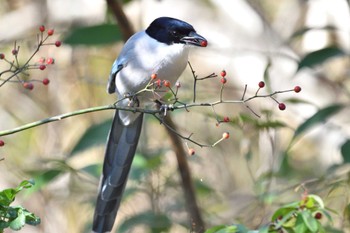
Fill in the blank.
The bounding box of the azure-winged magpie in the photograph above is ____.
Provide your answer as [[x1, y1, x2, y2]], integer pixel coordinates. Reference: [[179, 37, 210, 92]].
[[93, 17, 207, 233]]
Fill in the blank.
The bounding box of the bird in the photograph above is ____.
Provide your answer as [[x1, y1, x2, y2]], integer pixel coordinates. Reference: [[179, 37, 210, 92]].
[[92, 16, 207, 233]]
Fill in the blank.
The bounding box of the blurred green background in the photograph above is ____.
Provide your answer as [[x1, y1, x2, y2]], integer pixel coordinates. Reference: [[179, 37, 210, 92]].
[[0, 0, 349, 232]]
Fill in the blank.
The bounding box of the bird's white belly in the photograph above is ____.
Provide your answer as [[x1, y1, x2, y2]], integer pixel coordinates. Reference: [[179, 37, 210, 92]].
[[115, 41, 189, 125]]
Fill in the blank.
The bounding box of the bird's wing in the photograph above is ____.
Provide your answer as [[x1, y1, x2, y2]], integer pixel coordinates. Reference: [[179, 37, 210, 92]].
[[93, 111, 143, 233], [107, 61, 123, 94]]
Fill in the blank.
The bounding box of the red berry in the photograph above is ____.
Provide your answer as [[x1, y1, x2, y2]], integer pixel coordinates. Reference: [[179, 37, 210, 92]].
[[42, 78, 50, 85], [46, 57, 54, 65], [55, 41, 62, 47], [23, 82, 34, 90], [39, 25, 45, 32], [12, 49, 18, 55], [294, 86, 302, 93], [278, 103, 286, 111], [176, 81, 181, 88], [151, 73, 157, 80], [38, 57, 45, 64], [200, 40, 208, 47], [188, 148, 195, 156], [47, 29, 54, 36], [223, 116, 230, 122], [222, 132, 230, 139], [220, 70, 226, 77], [258, 81, 265, 88], [155, 79, 162, 87], [315, 212, 322, 219], [0, 53, 4, 59], [39, 65, 46, 70], [0, 140, 4, 147], [164, 80, 171, 88], [220, 77, 227, 84]]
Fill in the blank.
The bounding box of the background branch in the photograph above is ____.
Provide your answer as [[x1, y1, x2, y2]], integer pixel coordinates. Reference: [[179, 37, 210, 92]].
[[106, 0, 134, 42], [163, 116, 205, 233]]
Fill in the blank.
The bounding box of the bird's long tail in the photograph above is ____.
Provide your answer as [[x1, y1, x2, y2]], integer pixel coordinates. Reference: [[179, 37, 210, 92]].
[[93, 110, 143, 233]]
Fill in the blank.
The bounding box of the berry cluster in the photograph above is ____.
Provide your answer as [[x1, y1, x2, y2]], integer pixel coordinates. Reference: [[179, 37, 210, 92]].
[[255, 81, 302, 111], [220, 70, 227, 84], [146, 73, 182, 99], [0, 25, 61, 90], [144, 67, 303, 151]]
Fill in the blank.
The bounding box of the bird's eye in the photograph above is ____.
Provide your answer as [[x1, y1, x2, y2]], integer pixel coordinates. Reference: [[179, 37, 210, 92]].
[[171, 30, 179, 37]]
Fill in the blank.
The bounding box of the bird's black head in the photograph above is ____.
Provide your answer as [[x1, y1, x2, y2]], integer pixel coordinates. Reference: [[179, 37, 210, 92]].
[[146, 17, 207, 47]]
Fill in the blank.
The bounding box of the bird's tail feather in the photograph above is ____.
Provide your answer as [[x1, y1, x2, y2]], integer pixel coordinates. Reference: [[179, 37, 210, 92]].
[[93, 111, 143, 233]]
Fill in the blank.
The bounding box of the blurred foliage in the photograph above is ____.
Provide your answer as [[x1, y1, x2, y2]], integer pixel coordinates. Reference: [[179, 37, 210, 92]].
[[64, 24, 122, 45], [0, 0, 350, 233], [0, 180, 40, 232], [297, 46, 346, 71]]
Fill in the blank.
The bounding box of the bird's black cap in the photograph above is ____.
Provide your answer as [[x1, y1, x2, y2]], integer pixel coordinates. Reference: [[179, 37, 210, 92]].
[[146, 17, 207, 47]]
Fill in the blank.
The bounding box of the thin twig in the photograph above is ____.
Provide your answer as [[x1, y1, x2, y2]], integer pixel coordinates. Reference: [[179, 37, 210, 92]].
[[154, 114, 210, 148], [188, 61, 198, 103], [241, 84, 248, 100]]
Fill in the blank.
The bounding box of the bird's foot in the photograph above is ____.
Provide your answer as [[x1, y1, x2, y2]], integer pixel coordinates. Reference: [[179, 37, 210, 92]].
[[154, 100, 174, 117], [124, 93, 140, 107]]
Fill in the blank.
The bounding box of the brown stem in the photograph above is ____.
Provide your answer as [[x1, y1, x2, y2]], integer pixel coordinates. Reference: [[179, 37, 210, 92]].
[[163, 116, 205, 233], [106, 0, 134, 41]]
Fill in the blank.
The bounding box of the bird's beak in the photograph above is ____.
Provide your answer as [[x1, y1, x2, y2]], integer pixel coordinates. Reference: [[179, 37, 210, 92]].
[[181, 31, 207, 47]]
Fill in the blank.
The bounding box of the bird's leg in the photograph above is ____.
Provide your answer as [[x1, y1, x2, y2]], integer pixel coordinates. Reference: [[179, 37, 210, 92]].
[[124, 93, 140, 107], [154, 99, 174, 117]]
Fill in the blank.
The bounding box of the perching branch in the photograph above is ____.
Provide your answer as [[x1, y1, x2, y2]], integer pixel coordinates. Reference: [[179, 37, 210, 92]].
[[0, 84, 298, 137]]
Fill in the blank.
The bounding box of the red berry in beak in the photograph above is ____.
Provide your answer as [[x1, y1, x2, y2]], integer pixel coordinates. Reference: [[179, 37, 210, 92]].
[[200, 40, 207, 47]]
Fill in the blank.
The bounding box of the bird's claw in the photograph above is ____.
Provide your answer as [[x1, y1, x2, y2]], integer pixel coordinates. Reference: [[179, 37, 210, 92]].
[[124, 93, 140, 107], [159, 104, 174, 116]]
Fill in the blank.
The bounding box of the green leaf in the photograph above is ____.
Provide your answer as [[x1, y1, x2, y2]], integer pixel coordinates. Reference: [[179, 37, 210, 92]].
[[256, 120, 287, 129], [63, 24, 122, 45], [297, 46, 346, 71], [9, 209, 25, 231], [70, 118, 112, 155], [284, 97, 314, 105], [343, 203, 350, 224], [129, 153, 164, 181], [117, 211, 171, 233], [289, 26, 337, 40], [307, 194, 324, 209], [323, 226, 345, 233], [80, 164, 102, 178], [341, 140, 350, 163], [16, 180, 35, 192], [24, 211, 41, 226], [300, 210, 319, 232], [263, 59, 273, 94], [122, 187, 140, 201], [272, 201, 300, 221], [274, 210, 297, 229], [257, 225, 269, 233], [216, 225, 238, 233], [292, 104, 343, 141], [205, 225, 227, 233], [194, 179, 213, 196], [0, 188, 16, 206], [0, 220, 10, 230], [294, 214, 307, 233], [204, 225, 239, 233], [31, 169, 63, 192]]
